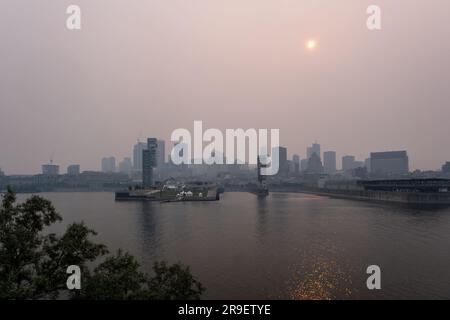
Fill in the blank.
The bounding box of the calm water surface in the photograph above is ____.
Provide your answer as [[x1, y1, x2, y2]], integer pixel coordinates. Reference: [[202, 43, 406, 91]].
[[17, 192, 450, 299]]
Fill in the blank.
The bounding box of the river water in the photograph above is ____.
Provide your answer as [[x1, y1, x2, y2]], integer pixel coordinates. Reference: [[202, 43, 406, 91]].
[[17, 191, 450, 299]]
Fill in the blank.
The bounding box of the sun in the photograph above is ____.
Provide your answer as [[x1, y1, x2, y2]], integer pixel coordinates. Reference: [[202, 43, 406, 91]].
[[306, 39, 317, 50]]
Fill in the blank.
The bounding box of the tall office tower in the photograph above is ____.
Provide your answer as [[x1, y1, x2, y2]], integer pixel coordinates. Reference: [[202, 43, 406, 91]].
[[287, 160, 295, 175], [306, 153, 324, 174], [133, 141, 147, 171], [272, 146, 288, 176], [119, 157, 133, 176], [370, 151, 409, 176], [142, 138, 158, 188], [306, 143, 321, 160], [306, 152, 323, 174], [342, 155, 356, 172], [300, 159, 308, 172], [323, 151, 337, 174], [101, 157, 116, 173], [42, 164, 59, 175], [67, 164, 80, 175], [157, 140, 165, 167], [293, 154, 300, 174]]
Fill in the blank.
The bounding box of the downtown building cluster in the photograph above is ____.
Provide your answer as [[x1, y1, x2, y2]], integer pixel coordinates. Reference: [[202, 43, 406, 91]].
[[1, 139, 450, 193]]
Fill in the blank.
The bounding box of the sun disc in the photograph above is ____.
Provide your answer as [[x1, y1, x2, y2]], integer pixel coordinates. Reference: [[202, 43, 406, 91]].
[[306, 40, 317, 50]]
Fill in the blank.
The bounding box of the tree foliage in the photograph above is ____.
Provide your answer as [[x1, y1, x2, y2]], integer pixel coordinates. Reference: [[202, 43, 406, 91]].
[[0, 187, 204, 300]]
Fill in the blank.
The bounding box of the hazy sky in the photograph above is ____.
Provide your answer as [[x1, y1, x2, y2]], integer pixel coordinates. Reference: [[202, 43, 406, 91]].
[[1, 0, 449, 174]]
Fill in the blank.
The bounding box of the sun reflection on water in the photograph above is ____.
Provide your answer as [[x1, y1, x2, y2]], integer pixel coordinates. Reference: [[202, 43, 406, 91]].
[[288, 258, 354, 300]]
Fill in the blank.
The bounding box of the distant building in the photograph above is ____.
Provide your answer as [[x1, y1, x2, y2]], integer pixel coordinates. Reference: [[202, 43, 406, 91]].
[[300, 159, 308, 172], [42, 164, 59, 175], [287, 160, 295, 175], [0, 167, 4, 176], [370, 151, 409, 176], [442, 162, 450, 173], [342, 155, 356, 172], [157, 140, 166, 167], [364, 158, 371, 173], [354, 161, 364, 168], [101, 157, 116, 173], [133, 142, 147, 171], [119, 157, 133, 176], [323, 151, 336, 174], [293, 154, 300, 174], [67, 165, 80, 175], [306, 153, 324, 174], [272, 146, 288, 176], [307, 143, 321, 160], [143, 138, 158, 188], [351, 166, 368, 179]]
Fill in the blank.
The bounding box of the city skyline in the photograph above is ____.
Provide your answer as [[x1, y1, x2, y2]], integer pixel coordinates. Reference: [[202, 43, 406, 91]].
[[0, 136, 447, 175], [1, 0, 450, 173]]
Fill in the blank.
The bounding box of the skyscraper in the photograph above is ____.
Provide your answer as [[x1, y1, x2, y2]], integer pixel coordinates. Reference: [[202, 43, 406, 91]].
[[293, 154, 300, 174], [143, 138, 158, 188], [300, 159, 308, 172], [133, 141, 147, 171], [307, 143, 321, 160], [272, 146, 288, 176], [101, 157, 116, 173], [306, 153, 324, 174], [323, 151, 336, 174], [157, 140, 166, 167]]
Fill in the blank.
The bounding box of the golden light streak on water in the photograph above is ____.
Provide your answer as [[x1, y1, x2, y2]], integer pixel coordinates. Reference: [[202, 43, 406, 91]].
[[288, 258, 353, 300]]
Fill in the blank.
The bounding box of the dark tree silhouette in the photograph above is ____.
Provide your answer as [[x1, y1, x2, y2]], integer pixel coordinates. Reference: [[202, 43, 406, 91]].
[[0, 187, 204, 300]]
